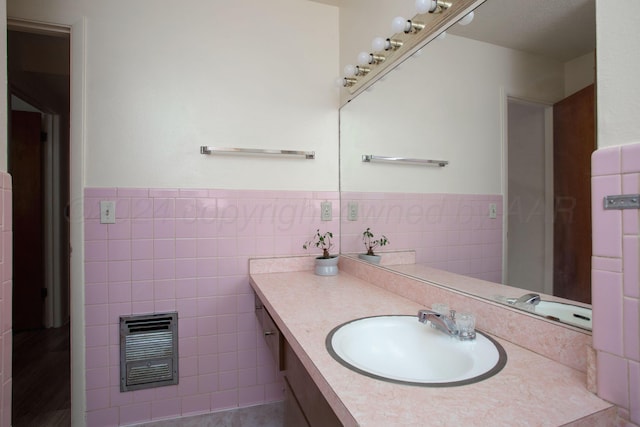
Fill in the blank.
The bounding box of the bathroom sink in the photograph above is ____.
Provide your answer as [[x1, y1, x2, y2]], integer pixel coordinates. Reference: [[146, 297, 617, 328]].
[[534, 301, 592, 330], [326, 315, 507, 387]]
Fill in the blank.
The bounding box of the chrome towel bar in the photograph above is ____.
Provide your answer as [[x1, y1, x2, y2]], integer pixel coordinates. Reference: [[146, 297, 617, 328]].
[[362, 155, 448, 167]]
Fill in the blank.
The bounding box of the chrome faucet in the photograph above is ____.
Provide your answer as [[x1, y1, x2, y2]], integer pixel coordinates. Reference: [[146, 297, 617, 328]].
[[506, 293, 541, 306], [418, 309, 459, 338]]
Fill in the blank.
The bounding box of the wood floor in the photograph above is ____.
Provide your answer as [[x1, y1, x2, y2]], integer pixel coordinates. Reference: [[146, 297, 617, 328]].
[[12, 325, 71, 427]]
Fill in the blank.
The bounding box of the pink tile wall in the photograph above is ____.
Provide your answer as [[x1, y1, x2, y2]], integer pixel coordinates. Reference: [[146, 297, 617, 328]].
[[592, 144, 640, 426], [0, 173, 11, 427], [84, 188, 339, 426], [341, 192, 503, 282]]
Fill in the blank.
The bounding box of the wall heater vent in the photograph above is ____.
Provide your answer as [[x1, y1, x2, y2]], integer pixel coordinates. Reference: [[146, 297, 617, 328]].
[[120, 312, 178, 392]]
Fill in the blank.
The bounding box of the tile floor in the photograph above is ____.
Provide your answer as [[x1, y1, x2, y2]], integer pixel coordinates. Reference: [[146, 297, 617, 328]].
[[135, 402, 284, 427]]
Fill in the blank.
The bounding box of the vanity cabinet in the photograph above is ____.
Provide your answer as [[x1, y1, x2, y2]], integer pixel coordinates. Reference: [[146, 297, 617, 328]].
[[283, 340, 342, 427], [255, 294, 284, 371], [254, 293, 341, 427], [283, 378, 309, 427]]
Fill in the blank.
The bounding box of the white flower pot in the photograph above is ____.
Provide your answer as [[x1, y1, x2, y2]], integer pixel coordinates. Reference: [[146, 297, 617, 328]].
[[315, 256, 339, 276], [358, 253, 381, 264]]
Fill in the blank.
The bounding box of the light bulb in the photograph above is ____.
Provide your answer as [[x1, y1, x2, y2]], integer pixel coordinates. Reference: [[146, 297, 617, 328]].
[[358, 52, 371, 65], [458, 11, 474, 26], [336, 77, 357, 88], [359, 52, 385, 65], [372, 37, 403, 51], [415, 0, 436, 14], [372, 37, 386, 52], [344, 64, 356, 77], [392, 16, 409, 33]]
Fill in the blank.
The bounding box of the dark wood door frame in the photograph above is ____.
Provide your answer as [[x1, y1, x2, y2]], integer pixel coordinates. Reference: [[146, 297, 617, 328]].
[[553, 84, 595, 304], [10, 109, 45, 331]]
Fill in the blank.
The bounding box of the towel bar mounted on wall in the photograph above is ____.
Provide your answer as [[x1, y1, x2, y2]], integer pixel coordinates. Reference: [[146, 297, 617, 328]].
[[362, 154, 448, 167], [603, 194, 640, 210], [200, 146, 315, 159]]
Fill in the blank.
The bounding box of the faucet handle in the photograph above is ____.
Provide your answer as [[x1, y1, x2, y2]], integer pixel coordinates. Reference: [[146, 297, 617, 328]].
[[417, 309, 434, 323], [449, 309, 456, 320]]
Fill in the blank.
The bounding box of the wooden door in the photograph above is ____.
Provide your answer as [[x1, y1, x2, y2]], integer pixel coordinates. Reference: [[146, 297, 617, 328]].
[[553, 84, 595, 304], [10, 110, 45, 331]]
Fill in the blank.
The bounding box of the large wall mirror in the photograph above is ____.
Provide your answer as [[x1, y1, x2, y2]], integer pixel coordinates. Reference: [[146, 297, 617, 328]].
[[339, 0, 596, 329]]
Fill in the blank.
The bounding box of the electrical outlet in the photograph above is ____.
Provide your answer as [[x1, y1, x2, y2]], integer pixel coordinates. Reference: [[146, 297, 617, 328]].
[[347, 202, 358, 221], [100, 200, 116, 224], [489, 203, 497, 219], [321, 201, 332, 221]]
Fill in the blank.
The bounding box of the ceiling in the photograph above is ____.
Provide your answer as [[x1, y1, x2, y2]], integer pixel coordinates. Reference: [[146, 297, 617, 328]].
[[449, 0, 596, 61], [313, 0, 596, 62]]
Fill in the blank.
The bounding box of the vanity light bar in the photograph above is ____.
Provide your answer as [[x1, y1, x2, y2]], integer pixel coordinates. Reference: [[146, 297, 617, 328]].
[[362, 154, 448, 167], [344, 0, 486, 99], [200, 146, 315, 159]]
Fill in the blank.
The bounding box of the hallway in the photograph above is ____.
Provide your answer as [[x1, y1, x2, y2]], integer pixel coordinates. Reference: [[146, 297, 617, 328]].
[[12, 325, 70, 426]]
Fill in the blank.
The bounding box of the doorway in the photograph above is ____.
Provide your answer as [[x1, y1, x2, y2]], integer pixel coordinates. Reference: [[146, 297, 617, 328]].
[[505, 85, 595, 304], [506, 99, 553, 295], [552, 85, 595, 304], [8, 25, 71, 425]]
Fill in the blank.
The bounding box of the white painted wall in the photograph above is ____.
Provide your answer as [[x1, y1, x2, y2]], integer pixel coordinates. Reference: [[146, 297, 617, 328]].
[[7, 0, 340, 190], [340, 34, 564, 194], [596, 0, 640, 148], [507, 100, 548, 293], [564, 52, 595, 97]]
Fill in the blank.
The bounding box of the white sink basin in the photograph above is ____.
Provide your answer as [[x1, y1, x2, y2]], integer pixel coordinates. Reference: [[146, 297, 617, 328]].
[[534, 301, 592, 330], [327, 315, 506, 386]]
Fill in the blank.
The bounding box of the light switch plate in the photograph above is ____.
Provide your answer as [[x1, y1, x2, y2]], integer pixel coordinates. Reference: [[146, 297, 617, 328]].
[[348, 202, 358, 221], [489, 203, 497, 219], [321, 201, 332, 221], [100, 200, 116, 224]]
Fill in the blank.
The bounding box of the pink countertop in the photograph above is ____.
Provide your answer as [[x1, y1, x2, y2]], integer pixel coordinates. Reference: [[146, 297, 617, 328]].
[[250, 268, 614, 427]]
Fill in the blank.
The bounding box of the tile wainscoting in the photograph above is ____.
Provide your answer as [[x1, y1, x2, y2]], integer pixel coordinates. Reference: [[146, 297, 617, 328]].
[[83, 188, 338, 426], [340, 192, 503, 283], [0, 173, 11, 427], [591, 143, 640, 425]]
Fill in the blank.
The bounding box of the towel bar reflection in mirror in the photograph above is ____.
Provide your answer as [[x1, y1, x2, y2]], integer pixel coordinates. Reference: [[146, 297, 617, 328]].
[[362, 154, 448, 167]]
